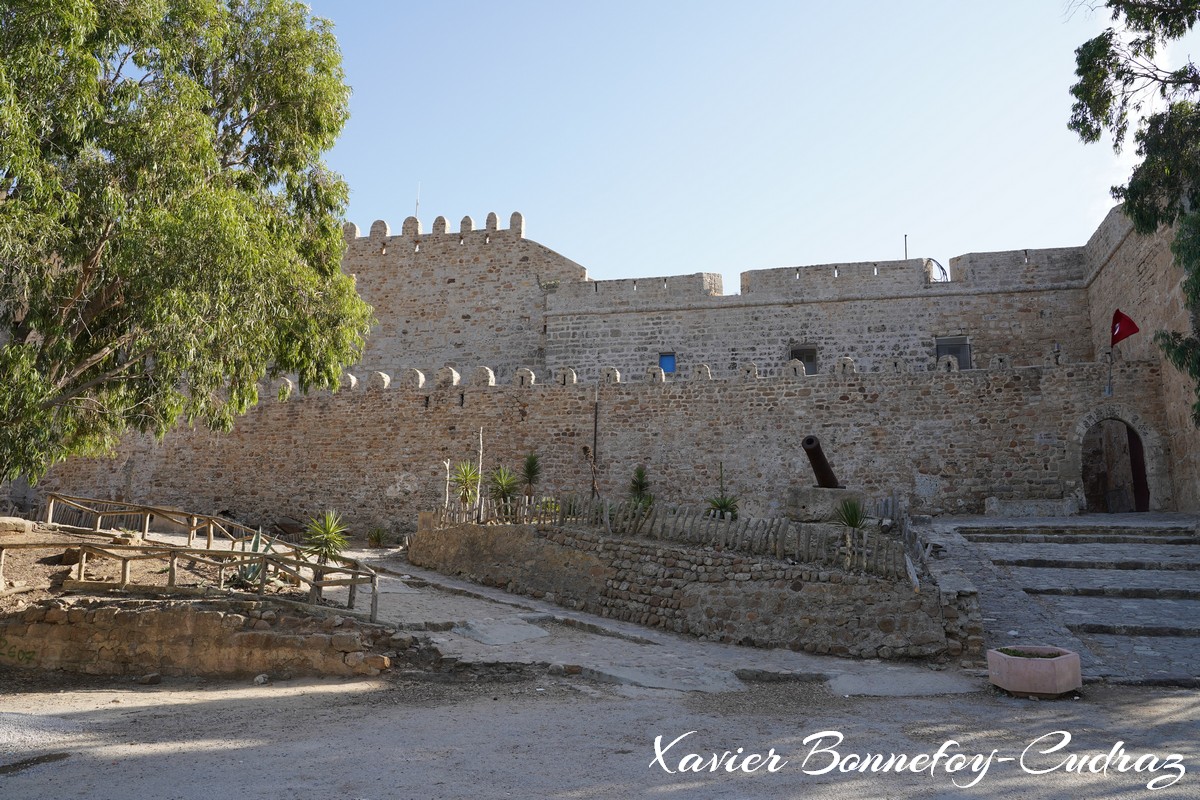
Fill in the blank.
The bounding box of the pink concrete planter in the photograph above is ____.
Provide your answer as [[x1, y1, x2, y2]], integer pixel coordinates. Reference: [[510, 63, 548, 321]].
[[987, 646, 1082, 698]]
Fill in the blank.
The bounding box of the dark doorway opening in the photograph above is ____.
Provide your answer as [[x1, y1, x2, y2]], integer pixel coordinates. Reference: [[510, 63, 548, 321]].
[[1081, 419, 1150, 513]]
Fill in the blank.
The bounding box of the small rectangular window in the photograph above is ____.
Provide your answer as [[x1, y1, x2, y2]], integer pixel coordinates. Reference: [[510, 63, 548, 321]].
[[658, 352, 677, 374], [789, 345, 818, 375], [936, 336, 972, 370]]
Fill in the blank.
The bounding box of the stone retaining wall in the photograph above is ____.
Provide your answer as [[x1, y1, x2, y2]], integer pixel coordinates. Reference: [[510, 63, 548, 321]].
[[409, 523, 982, 659], [0, 598, 430, 678]]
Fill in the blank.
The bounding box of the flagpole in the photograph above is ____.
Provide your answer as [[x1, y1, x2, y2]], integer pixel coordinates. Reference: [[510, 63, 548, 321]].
[[1105, 347, 1114, 397]]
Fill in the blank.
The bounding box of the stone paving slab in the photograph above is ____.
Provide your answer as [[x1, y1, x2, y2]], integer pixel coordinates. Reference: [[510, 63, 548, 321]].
[[977, 541, 1200, 569], [1011, 567, 1200, 597], [1077, 633, 1200, 683], [335, 552, 981, 696], [454, 617, 552, 645], [1044, 595, 1200, 635]]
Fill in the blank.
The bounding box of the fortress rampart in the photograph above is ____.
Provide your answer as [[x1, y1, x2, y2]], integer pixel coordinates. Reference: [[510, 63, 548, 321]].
[[37, 357, 1171, 532], [24, 205, 1198, 525]]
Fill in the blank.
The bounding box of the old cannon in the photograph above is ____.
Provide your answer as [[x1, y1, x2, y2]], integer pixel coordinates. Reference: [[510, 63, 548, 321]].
[[801, 435, 841, 488]]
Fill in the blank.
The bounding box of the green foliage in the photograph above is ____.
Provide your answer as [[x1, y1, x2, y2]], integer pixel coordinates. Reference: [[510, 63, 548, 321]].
[[366, 526, 387, 548], [830, 498, 869, 531], [521, 452, 541, 497], [830, 498, 871, 570], [451, 461, 480, 505], [628, 465, 653, 508], [303, 510, 348, 565], [1069, 1, 1200, 425], [488, 465, 521, 504], [0, 0, 373, 481], [705, 462, 738, 520]]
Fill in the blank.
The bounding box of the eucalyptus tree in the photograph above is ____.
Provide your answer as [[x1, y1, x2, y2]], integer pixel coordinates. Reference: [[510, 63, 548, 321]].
[[1070, 0, 1200, 422], [0, 0, 372, 480]]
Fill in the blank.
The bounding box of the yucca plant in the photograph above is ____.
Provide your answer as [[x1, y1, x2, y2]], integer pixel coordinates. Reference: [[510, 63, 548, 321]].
[[706, 462, 738, 520], [303, 510, 349, 600], [489, 465, 521, 520], [451, 461, 481, 506], [629, 465, 653, 508], [521, 452, 542, 499], [830, 498, 870, 570]]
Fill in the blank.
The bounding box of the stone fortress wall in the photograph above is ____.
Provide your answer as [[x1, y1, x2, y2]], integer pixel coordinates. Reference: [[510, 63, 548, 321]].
[[28, 205, 1199, 529]]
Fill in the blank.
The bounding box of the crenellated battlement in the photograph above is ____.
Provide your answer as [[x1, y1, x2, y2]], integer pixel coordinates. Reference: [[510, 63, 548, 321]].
[[273, 353, 1145, 403], [342, 210, 526, 243]]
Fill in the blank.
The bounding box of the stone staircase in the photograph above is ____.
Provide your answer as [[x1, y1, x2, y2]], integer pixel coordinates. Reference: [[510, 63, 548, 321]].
[[935, 515, 1200, 684]]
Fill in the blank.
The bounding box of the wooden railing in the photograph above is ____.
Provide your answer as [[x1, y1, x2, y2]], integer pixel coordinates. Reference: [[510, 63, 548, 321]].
[[29, 494, 381, 619], [44, 493, 263, 548], [0, 538, 379, 621]]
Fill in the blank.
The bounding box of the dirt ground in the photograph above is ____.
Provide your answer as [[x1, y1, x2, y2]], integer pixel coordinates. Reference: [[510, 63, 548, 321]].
[[0, 527, 314, 613], [3, 527, 1197, 798], [1, 665, 1196, 800]]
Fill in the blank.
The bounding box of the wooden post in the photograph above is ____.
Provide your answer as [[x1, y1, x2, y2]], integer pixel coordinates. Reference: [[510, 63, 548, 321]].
[[93, 511, 102, 532], [370, 574, 379, 622], [258, 554, 268, 595], [206, 521, 214, 549], [77, 550, 87, 581], [188, 516, 196, 547], [0, 548, 6, 585], [45, 497, 55, 524], [168, 552, 177, 587], [142, 513, 151, 537], [120, 557, 130, 586], [348, 572, 358, 609]]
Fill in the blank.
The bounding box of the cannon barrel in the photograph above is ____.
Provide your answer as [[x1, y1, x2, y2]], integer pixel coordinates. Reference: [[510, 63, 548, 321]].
[[801, 435, 841, 488]]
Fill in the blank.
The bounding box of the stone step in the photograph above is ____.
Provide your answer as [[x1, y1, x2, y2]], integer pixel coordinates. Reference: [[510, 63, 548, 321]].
[[1039, 595, 1200, 638], [993, 557, 1200, 571], [1013, 567, 1200, 598], [1075, 633, 1200, 683], [964, 532, 1197, 545], [958, 525, 1195, 539], [977, 541, 1200, 571]]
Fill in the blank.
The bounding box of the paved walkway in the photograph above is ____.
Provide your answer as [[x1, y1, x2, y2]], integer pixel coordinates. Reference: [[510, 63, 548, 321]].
[[327, 547, 981, 697], [111, 512, 1200, 691], [926, 513, 1200, 685]]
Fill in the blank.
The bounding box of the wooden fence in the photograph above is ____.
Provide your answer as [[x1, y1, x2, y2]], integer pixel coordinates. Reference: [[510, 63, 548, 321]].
[[433, 496, 912, 582]]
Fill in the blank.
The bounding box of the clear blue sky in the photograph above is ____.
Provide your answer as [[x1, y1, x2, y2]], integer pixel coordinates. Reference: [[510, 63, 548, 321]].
[[305, 1, 1151, 293]]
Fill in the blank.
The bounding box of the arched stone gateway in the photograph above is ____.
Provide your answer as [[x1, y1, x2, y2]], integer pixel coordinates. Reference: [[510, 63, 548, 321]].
[[1063, 404, 1172, 512]]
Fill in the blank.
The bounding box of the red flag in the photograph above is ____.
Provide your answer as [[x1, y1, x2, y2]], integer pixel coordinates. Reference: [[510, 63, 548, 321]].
[[1111, 309, 1140, 347]]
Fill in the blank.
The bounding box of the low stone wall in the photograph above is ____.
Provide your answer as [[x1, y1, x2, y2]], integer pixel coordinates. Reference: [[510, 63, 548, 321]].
[[0, 598, 430, 678], [409, 523, 981, 659]]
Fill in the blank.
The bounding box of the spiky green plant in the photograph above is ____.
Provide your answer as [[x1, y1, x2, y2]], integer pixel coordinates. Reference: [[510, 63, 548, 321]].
[[451, 461, 481, 505], [489, 466, 521, 503], [629, 465, 653, 508], [304, 511, 349, 564], [830, 498, 871, 570], [366, 526, 387, 548], [706, 462, 738, 520], [522, 452, 542, 499], [304, 510, 348, 600]]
